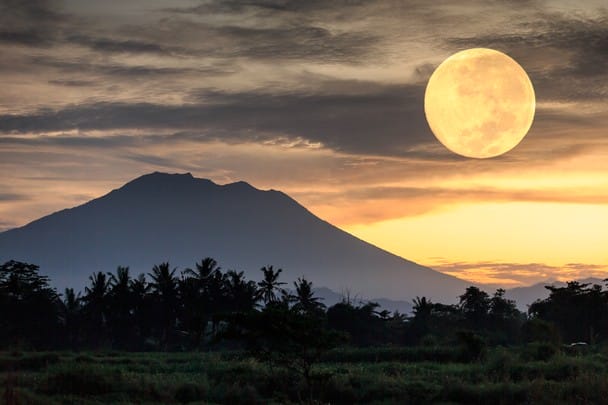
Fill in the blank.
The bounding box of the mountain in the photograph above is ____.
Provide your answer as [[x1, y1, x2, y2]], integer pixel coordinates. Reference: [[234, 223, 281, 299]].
[[506, 277, 606, 310], [313, 287, 413, 314], [0, 172, 470, 302]]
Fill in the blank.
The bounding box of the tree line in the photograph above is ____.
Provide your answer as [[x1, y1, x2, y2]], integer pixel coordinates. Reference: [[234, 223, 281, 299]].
[[1, 259, 607, 353]]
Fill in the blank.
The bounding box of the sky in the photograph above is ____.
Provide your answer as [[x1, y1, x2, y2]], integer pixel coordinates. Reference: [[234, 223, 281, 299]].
[[1, 0, 608, 287]]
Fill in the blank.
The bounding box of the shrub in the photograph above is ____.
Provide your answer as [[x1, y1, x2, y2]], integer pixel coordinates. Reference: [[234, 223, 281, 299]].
[[457, 331, 487, 362], [520, 342, 558, 362], [224, 382, 261, 404], [44, 365, 122, 396], [521, 319, 561, 345], [485, 348, 517, 380], [174, 382, 205, 403]]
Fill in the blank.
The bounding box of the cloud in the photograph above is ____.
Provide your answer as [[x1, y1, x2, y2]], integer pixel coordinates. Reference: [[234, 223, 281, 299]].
[[343, 185, 608, 205], [0, 0, 70, 47], [0, 81, 432, 156], [0, 76, 603, 162], [47, 79, 95, 87], [31, 56, 229, 78], [0, 220, 18, 232], [0, 192, 28, 202], [432, 260, 608, 287], [65, 34, 180, 55], [448, 11, 608, 102]]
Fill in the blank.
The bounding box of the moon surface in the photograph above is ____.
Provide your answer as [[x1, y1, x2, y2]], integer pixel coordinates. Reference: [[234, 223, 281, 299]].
[[424, 48, 536, 159]]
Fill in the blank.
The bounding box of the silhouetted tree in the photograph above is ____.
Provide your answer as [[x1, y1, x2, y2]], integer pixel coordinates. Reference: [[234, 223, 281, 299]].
[[0, 260, 59, 348], [256, 266, 286, 305], [149, 263, 179, 350], [130, 273, 152, 348], [327, 300, 386, 346], [224, 270, 258, 313], [529, 281, 608, 343], [292, 277, 325, 316], [223, 283, 344, 402], [181, 258, 222, 347], [58, 288, 82, 349], [459, 286, 491, 328], [184, 257, 221, 285], [410, 296, 433, 341], [82, 271, 111, 347], [488, 288, 523, 344], [108, 266, 135, 349], [5, 258, 608, 353]]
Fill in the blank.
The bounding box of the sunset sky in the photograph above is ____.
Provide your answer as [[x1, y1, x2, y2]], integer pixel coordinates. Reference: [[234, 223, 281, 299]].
[[1, 0, 608, 287]]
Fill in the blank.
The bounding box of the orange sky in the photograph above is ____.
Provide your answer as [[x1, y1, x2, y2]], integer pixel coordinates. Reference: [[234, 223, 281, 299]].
[[1, 1, 608, 287]]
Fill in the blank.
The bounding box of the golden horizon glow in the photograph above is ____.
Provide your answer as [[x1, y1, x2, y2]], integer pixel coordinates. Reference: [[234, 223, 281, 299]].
[[424, 48, 536, 159], [345, 201, 608, 286]]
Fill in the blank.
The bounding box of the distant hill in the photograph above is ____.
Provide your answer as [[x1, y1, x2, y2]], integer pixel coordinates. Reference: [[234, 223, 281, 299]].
[[506, 277, 606, 310], [313, 287, 413, 314], [0, 172, 470, 302]]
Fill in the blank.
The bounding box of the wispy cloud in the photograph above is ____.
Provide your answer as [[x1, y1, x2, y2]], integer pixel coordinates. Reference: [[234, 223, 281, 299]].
[[431, 260, 608, 287]]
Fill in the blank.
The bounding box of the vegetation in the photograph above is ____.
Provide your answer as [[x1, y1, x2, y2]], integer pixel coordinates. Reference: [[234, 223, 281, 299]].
[[2, 258, 608, 403], [3, 347, 608, 404]]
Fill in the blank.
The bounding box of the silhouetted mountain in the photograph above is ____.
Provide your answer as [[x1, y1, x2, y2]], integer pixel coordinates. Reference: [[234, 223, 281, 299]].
[[506, 277, 605, 310], [0, 172, 469, 302], [313, 287, 413, 314]]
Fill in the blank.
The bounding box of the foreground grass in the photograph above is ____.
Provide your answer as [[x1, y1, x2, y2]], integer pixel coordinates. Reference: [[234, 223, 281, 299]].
[[1, 346, 608, 404]]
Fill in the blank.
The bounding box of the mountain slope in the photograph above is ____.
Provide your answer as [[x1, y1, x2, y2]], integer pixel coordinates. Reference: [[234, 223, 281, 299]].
[[0, 172, 470, 302]]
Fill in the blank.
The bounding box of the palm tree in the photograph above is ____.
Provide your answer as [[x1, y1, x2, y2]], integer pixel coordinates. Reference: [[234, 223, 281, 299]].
[[184, 257, 221, 284], [292, 277, 325, 315], [256, 266, 286, 305], [130, 273, 151, 348], [149, 263, 179, 350], [108, 266, 134, 349], [59, 288, 82, 349], [83, 271, 111, 347], [412, 296, 433, 319], [224, 270, 258, 313], [208, 269, 228, 334]]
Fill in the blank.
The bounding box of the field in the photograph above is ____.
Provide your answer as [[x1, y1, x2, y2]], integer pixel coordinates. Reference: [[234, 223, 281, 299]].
[[2, 345, 608, 404]]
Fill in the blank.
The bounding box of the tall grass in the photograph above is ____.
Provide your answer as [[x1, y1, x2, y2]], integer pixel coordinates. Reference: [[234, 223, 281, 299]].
[[2, 346, 608, 403]]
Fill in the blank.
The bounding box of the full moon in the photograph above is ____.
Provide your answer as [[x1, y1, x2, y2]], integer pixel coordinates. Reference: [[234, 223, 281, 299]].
[[424, 48, 535, 159]]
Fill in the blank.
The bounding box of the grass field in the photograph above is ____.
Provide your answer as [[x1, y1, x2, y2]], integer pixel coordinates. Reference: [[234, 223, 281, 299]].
[[2, 345, 608, 404]]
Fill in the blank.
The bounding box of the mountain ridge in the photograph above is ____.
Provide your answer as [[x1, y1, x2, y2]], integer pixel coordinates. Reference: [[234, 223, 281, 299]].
[[0, 172, 471, 302]]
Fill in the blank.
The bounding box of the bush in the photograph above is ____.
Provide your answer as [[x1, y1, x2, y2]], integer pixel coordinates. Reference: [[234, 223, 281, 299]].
[[0, 353, 60, 372], [44, 365, 123, 396], [485, 348, 517, 380], [521, 319, 561, 345], [174, 382, 205, 403], [457, 331, 487, 362], [520, 343, 558, 362], [224, 382, 261, 404]]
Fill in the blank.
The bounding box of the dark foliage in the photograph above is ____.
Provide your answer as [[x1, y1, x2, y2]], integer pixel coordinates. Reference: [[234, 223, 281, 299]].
[[0, 261, 60, 349], [1, 258, 608, 355]]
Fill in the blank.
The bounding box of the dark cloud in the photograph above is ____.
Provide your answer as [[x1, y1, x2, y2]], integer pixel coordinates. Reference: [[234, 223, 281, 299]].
[[31, 55, 235, 78], [0, 73, 603, 161], [216, 24, 380, 63], [0, 0, 69, 47], [0, 81, 432, 156], [0, 192, 28, 201], [47, 79, 96, 87], [65, 34, 182, 55], [448, 12, 608, 101], [164, 0, 370, 20]]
